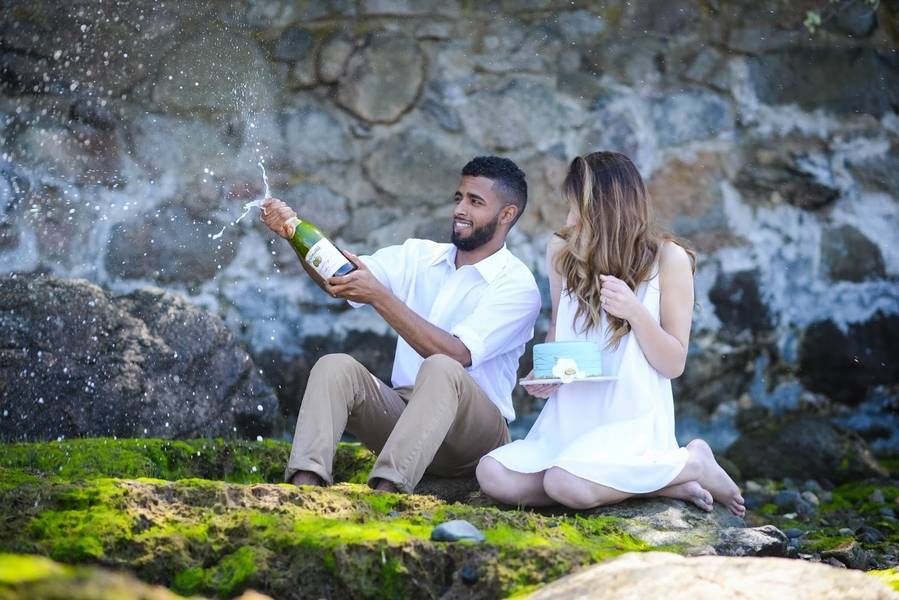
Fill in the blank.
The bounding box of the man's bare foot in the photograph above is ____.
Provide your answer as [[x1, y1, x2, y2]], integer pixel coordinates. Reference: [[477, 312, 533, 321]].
[[290, 470, 324, 487], [373, 478, 399, 493], [660, 481, 714, 512], [688, 439, 746, 517]]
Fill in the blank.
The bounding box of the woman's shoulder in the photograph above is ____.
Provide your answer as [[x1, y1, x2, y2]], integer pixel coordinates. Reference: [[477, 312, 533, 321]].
[[659, 240, 693, 272]]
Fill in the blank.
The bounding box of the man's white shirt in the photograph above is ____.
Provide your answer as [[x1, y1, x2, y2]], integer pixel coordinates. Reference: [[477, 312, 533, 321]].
[[348, 238, 541, 422]]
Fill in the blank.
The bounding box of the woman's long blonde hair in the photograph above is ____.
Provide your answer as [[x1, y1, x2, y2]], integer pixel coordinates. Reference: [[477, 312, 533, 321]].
[[555, 151, 695, 349]]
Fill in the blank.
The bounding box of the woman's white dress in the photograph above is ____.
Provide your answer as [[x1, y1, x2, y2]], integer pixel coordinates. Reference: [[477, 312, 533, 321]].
[[486, 267, 689, 493]]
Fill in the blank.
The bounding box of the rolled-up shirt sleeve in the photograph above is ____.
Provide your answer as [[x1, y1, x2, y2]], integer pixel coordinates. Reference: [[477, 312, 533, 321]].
[[450, 278, 541, 369], [346, 241, 410, 308]]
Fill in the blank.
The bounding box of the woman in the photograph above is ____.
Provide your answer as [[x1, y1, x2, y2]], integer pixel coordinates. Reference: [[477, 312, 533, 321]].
[[476, 151, 745, 516]]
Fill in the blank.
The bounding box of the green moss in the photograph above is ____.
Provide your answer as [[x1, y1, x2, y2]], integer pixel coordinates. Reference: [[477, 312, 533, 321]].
[[0, 553, 70, 584], [758, 503, 780, 515], [28, 505, 133, 562], [868, 568, 899, 591], [802, 534, 854, 553], [0, 437, 375, 486]]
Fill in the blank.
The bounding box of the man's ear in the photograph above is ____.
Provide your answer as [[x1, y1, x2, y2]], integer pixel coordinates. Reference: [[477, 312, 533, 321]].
[[500, 204, 518, 225]]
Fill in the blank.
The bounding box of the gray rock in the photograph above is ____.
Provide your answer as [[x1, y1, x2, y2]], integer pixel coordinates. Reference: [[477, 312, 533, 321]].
[[820, 224, 886, 283], [715, 524, 789, 557], [152, 31, 276, 113], [727, 28, 805, 54], [457, 79, 576, 151], [870, 489, 886, 504], [774, 490, 802, 510], [726, 416, 888, 484], [431, 519, 485, 543], [336, 32, 426, 124], [821, 540, 869, 570], [529, 552, 898, 599], [799, 314, 899, 406], [105, 203, 239, 285], [284, 106, 353, 171], [708, 269, 773, 335], [650, 89, 734, 147], [286, 182, 350, 235], [748, 48, 899, 117], [801, 491, 820, 506], [363, 128, 462, 207], [274, 26, 315, 62], [0, 275, 278, 441], [317, 33, 356, 83], [827, 0, 878, 37]]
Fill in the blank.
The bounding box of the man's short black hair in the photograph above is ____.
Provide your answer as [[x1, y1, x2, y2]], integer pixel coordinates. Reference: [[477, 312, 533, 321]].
[[461, 156, 527, 227]]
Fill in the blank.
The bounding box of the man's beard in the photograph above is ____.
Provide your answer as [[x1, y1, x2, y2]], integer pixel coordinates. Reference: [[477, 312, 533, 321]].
[[451, 215, 500, 251]]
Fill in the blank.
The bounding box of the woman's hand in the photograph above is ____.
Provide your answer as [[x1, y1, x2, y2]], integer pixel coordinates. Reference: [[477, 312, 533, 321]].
[[599, 274, 645, 322], [522, 371, 560, 399], [260, 197, 298, 239]]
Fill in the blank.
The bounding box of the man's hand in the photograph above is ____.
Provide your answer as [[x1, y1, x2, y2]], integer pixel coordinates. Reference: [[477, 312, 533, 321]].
[[327, 251, 388, 305], [260, 197, 298, 239]]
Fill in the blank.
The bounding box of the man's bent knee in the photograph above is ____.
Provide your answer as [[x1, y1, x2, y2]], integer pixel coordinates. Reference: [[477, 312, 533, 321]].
[[310, 353, 362, 378], [416, 354, 465, 384]]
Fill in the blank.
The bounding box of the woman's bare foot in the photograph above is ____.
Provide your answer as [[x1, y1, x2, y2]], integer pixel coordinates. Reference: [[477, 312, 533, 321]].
[[659, 481, 714, 512], [687, 439, 746, 517], [290, 470, 324, 487]]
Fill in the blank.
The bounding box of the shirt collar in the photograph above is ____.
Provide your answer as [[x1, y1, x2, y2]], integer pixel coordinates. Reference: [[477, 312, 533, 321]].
[[430, 243, 510, 284]]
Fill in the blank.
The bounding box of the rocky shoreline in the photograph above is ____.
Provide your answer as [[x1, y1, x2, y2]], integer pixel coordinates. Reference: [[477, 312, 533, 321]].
[[1, 437, 896, 599]]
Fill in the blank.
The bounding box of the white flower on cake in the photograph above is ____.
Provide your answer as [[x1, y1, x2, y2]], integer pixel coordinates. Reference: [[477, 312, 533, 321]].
[[551, 358, 586, 384]]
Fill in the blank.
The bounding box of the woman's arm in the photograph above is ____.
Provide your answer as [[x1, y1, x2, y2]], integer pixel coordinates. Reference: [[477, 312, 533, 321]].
[[623, 242, 694, 378], [544, 234, 565, 343], [525, 235, 566, 398]]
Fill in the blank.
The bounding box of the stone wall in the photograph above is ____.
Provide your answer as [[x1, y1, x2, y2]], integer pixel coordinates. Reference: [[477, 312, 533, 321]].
[[1, 0, 897, 448]]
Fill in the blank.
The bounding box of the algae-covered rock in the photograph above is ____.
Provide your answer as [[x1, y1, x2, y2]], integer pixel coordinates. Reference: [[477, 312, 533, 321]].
[[0, 552, 273, 599], [529, 552, 899, 600], [0, 438, 790, 599]]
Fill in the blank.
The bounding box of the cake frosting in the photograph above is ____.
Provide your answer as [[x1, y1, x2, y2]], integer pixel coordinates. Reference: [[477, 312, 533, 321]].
[[533, 341, 603, 380]]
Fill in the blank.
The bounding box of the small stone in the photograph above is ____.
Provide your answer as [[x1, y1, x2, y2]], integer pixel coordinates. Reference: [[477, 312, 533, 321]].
[[774, 490, 801, 510], [820, 491, 833, 504], [460, 564, 479, 585], [431, 520, 485, 543], [801, 491, 820, 506], [821, 540, 869, 570], [824, 557, 847, 569], [745, 480, 764, 494], [869, 489, 886, 504], [784, 528, 805, 539], [857, 525, 885, 544], [838, 528, 854, 536], [803, 480, 823, 493], [880, 508, 895, 518]]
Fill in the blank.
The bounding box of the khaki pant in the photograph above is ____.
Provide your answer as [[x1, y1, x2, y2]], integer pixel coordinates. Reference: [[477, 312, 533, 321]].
[[284, 353, 511, 493]]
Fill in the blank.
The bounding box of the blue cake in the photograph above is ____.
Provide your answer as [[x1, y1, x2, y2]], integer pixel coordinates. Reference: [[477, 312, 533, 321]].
[[533, 341, 603, 380]]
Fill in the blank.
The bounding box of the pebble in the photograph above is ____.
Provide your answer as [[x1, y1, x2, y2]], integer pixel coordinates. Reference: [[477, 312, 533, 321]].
[[784, 528, 805, 539], [460, 564, 479, 585], [431, 520, 485, 543], [745, 480, 764, 493], [880, 508, 895, 518], [803, 480, 823, 493], [774, 490, 802, 509], [869, 489, 885, 504], [838, 528, 854, 536], [820, 490, 833, 503], [801, 491, 820, 506], [824, 557, 847, 569]]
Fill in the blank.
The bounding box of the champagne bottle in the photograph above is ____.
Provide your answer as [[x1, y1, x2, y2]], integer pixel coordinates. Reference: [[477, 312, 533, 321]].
[[285, 216, 357, 284]]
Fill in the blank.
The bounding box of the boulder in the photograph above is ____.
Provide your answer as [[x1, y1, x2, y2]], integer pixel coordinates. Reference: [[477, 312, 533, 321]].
[[0, 276, 278, 441], [456, 79, 577, 151], [151, 30, 276, 114], [104, 202, 240, 285], [820, 224, 887, 283], [335, 32, 426, 124], [529, 551, 898, 599], [799, 313, 899, 405], [363, 128, 463, 207], [725, 416, 888, 484], [747, 48, 899, 117]]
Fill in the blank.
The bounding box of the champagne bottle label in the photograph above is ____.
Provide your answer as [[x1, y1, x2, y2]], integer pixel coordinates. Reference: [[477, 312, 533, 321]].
[[305, 238, 351, 280]]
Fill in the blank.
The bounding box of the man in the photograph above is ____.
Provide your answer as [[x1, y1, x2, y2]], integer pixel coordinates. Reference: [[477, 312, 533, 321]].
[[261, 156, 540, 494]]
